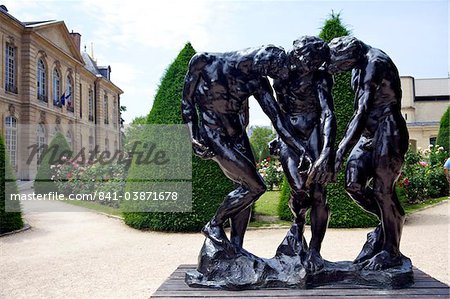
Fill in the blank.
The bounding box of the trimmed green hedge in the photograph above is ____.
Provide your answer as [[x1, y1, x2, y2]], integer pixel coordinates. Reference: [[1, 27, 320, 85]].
[[277, 12, 378, 228], [436, 106, 449, 151], [0, 135, 23, 234], [278, 176, 293, 221], [326, 72, 378, 228], [34, 132, 72, 194], [123, 43, 234, 232]]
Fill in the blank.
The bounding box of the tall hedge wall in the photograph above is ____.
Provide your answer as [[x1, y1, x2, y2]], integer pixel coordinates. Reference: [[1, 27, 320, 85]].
[[0, 135, 23, 234], [123, 43, 234, 232], [278, 12, 378, 228]]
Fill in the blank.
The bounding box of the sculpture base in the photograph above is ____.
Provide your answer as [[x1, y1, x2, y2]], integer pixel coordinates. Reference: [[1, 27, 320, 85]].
[[185, 225, 414, 290]]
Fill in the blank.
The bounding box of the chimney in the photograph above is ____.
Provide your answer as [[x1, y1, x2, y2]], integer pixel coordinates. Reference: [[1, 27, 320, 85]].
[[69, 30, 81, 53]]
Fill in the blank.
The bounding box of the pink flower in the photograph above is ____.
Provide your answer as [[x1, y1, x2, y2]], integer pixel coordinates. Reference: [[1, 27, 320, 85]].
[[418, 161, 428, 167]]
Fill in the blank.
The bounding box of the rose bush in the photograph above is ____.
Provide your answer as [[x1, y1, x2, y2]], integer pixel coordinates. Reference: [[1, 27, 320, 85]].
[[399, 145, 448, 204], [52, 157, 127, 208], [257, 157, 283, 191]]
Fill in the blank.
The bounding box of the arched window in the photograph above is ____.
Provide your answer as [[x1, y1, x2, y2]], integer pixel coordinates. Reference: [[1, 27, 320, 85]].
[[5, 116, 17, 168], [66, 130, 72, 150], [37, 59, 47, 102], [36, 124, 46, 164], [53, 68, 61, 106], [66, 75, 74, 112], [114, 139, 118, 151], [105, 138, 109, 153]]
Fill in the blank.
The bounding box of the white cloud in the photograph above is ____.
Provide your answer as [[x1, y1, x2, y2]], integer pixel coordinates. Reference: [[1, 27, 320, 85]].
[[108, 62, 142, 86], [79, 0, 217, 50], [3, 0, 60, 21]]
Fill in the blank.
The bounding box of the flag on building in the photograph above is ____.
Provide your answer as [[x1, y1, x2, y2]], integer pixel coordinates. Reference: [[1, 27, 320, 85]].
[[60, 92, 71, 106]]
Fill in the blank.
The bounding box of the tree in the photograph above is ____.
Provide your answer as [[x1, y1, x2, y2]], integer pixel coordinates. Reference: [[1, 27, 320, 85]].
[[278, 12, 378, 228], [436, 106, 449, 151], [123, 115, 148, 152], [131, 115, 146, 125], [249, 126, 275, 162], [34, 132, 72, 194], [123, 43, 234, 232], [0, 135, 23, 234]]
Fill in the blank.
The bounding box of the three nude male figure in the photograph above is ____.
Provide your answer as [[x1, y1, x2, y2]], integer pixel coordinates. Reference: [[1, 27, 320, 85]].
[[181, 35, 408, 271]]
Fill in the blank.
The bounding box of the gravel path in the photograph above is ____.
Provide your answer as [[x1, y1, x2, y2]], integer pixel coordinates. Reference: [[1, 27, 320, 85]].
[[1, 198, 448, 298]]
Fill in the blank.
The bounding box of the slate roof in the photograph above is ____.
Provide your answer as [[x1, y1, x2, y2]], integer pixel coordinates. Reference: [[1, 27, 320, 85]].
[[81, 52, 102, 76]]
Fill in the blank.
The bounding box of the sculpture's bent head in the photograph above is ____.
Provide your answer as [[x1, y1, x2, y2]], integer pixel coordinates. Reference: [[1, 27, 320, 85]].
[[289, 36, 330, 73], [254, 45, 289, 80], [328, 36, 368, 73]]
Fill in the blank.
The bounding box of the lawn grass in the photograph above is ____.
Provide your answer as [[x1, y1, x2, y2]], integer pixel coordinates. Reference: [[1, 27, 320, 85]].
[[254, 191, 280, 216], [60, 199, 123, 217], [404, 196, 449, 214], [252, 190, 449, 226], [250, 219, 292, 228]]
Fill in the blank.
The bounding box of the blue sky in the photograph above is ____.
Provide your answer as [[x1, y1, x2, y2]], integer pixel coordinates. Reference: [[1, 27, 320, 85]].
[[5, 0, 449, 125]]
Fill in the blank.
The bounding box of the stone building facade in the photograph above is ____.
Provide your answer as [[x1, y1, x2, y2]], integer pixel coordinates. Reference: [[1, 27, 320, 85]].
[[0, 7, 123, 180], [400, 77, 449, 151]]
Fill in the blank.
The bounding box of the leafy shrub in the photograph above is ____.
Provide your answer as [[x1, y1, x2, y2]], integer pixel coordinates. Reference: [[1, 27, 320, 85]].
[[123, 42, 234, 232], [0, 135, 23, 234], [399, 146, 449, 203], [34, 132, 72, 194], [278, 176, 293, 221], [53, 159, 127, 208], [257, 157, 283, 191]]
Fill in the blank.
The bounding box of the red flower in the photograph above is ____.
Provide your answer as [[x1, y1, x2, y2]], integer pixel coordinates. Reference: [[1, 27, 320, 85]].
[[267, 157, 271, 162], [67, 172, 72, 179], [403, 178, 410, 186]]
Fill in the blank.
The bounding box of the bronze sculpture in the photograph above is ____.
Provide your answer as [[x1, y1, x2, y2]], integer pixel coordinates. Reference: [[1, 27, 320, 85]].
[[328, 36, 409, 270], [181, 45, 309, 249], [272, 36, 336, 272], [183, 36, 413, 289]]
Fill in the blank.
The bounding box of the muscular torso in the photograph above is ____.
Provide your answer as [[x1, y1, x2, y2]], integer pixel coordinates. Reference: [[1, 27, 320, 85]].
[[353, 49, 406, 137], [193, 52, 263, 137], [274, 71, 327, 139]]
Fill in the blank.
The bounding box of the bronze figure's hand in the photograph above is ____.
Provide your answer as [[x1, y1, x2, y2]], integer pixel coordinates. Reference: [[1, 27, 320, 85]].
[[306, 154, 334, 187], [192, 139, 215, 159]]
